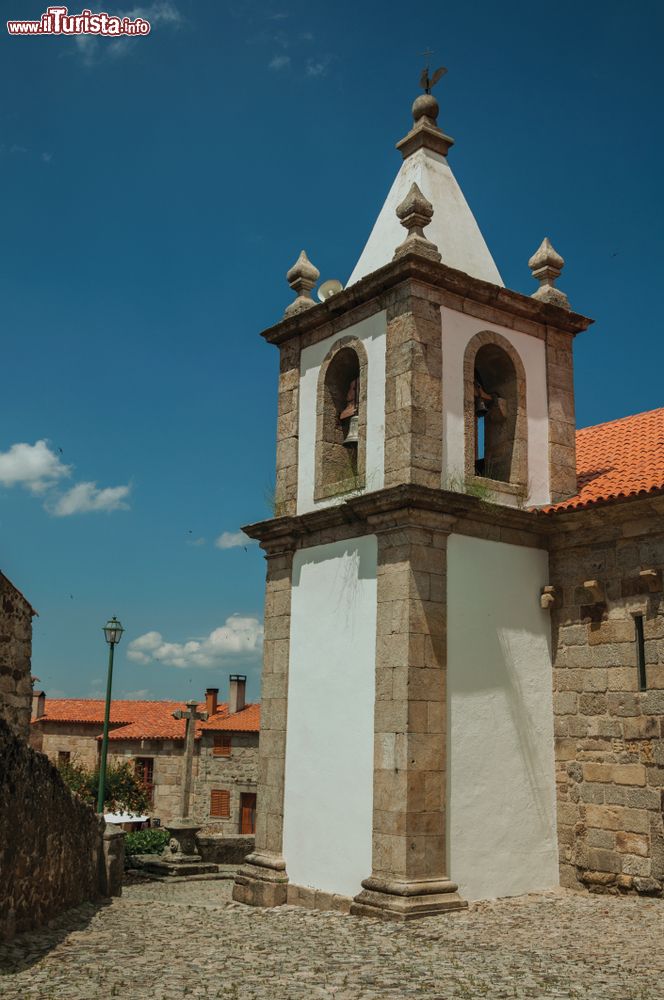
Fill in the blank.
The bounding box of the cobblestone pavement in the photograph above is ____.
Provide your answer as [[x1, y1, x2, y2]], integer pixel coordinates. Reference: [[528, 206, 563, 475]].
[[1, 880, 663, 999]]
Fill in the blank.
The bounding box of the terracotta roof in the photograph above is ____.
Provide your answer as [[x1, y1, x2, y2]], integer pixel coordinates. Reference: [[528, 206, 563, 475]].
[[34, 698, 185, 726], [33, 697, 260, 740], [546, 408, 664, 513], [202, 703, 261, 733]]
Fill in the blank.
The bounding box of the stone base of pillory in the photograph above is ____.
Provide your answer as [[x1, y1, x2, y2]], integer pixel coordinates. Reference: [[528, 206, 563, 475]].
[[142, 819, 218, 878]]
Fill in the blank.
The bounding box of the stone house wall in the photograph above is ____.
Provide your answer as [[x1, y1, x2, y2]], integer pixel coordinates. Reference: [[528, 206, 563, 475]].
[[31, 720, 258, 829], [108, 732, 258, 829], [33, 722, 103, 769], [0, 574, 34, 741], [193, 733, 259, 833], [0, 717, 122, 941], [549, 498, 664, 897], [108, 740, 191, 822]]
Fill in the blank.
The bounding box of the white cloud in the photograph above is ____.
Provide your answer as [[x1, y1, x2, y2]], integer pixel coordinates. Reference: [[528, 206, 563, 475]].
[[306, 55, 332, 77], [41, 152, 53, 163], [215, 530, 256, 550], [269, 54, 290, 70], [121, 688, 151, 699], [0, 440, 71, 493], [50, 481, 131, 517], [127, 615, 263, 669], [75, 2, 182, 65]]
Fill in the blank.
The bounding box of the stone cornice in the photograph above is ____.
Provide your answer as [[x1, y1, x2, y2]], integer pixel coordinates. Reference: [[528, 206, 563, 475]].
[[260, 254, 593, 347], [242, 484, 550, 551], [245, 488, 664, 554]]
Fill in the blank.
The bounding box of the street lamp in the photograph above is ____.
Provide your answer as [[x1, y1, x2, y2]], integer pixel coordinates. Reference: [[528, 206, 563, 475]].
[[96, 616, 124, 814]]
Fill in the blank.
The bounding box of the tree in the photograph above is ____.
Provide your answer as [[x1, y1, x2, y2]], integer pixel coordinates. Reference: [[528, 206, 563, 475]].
[[58, 759, 149, 815]]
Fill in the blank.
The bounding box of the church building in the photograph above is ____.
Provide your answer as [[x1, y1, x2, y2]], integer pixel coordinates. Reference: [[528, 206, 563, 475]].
[[233, 74, 664, 919]]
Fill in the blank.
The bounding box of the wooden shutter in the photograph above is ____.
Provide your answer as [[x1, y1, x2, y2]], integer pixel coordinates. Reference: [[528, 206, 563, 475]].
[[210, 789, 230, 817], [213, 733, 232, 757]]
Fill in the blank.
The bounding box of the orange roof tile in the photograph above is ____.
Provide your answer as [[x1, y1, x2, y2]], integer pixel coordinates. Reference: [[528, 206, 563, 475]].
[[34, 698, 185, 726], [201, 703, 261, 733], [34, 697, 260, 740], [546, 407, 664, 513]]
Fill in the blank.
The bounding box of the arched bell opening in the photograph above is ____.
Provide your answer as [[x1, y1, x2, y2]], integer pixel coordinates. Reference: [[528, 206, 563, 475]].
[[464, 332, 527, 492], [314, 340, 368, 501]]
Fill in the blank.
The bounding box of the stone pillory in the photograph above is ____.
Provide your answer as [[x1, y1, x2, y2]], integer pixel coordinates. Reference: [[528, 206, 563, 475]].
[[233, 64, 664, 920]]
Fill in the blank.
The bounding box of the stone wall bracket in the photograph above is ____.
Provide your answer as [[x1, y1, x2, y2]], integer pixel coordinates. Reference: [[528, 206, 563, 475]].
[[639, 568, 662, 593], [583, 579, 604, 604]]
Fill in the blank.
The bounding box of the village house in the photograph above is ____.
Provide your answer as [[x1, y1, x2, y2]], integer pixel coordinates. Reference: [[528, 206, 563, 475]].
[[233, 77, 664, 920], [30, 674, 259, 834]]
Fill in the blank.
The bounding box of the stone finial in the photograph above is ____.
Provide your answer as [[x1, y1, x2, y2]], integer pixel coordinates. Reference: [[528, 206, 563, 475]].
[[396, 90, 455, 160], [528, 237, 570, 309], [284, 250, 320, 317], [393, 182, 441, 263]]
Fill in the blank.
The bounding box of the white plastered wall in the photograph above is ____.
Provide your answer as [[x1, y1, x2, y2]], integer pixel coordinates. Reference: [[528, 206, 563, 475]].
[[446, 534, 559, 900], [441, 307, 551, 507], [297, 312, 386, 514], [283, 536, 377, 898]]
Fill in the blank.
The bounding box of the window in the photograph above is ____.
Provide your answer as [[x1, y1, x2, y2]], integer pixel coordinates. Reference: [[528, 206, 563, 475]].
[[134, 757, 154, 805], [635, 614, 647, 691], [464, 332, 527, 491], [210, 789, 230, 818], [314, 338, 368, 501], [57, 750, 71, 767], [213, 733, 232, 757]]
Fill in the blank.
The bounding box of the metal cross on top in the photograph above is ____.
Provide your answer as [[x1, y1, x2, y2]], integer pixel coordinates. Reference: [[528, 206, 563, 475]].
[[419, 48, 447, 95], [173, 699, 208, 819]]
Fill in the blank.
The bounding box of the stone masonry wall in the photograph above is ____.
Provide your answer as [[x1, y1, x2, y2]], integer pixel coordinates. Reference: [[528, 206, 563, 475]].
[[193, 732, 258, 834], [0, 717, 118, 941], [550, 500, 664, 897], [108, 740, 195, 823], [0, 574, 34, 741], [35, 722, 103, 769]]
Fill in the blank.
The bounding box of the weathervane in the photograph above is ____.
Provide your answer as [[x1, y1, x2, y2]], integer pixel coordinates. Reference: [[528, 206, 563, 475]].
[[419, 48, 447, 95]]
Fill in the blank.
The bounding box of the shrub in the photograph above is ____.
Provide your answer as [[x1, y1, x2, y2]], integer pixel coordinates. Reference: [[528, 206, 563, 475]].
[[58, 759, 150, 815], [124, 828, 169, 857]]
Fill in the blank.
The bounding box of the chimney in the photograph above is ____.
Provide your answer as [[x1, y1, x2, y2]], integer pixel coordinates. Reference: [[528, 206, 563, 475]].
[[229, 674, 246, 715], [32, 690, 45, 720], [205, 687, 219, 717]]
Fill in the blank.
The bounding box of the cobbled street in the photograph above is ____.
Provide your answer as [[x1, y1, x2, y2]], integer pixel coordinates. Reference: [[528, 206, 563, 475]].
[[1, 880, 663, 999]]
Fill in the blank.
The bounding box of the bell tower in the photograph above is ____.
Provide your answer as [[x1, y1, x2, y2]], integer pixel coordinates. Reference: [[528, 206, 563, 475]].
[[234, 68, 592, 918]]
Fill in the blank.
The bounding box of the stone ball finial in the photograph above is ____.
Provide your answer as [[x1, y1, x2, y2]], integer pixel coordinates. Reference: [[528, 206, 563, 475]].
[[393, 182, 441, 263], [412, 93, 439, 125], [528, 237, 570, 309], [284, 250, 320, 317]]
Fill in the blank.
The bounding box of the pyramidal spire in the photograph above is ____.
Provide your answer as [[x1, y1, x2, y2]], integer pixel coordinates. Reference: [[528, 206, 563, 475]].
[[347, 66, 503, 287]]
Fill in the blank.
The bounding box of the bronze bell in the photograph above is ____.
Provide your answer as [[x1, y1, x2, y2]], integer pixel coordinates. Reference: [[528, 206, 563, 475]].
[[342, 414, 359, 446]]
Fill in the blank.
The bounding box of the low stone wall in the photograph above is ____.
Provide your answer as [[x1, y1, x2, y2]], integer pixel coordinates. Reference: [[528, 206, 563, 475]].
[[0, 718, 123, 940], [0, 573, 34, 741], [196, 833, 254, 865]]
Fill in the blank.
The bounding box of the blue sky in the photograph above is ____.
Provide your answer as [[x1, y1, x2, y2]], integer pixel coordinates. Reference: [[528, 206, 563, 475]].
[[1, 0, 662, 704]]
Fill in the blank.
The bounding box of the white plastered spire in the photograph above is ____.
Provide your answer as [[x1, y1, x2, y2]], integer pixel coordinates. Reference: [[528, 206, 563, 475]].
[[347, 90, 503, 287]]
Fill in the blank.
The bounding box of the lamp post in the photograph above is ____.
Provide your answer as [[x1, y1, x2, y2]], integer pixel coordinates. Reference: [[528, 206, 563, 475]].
[[96, 616, 124, 814]]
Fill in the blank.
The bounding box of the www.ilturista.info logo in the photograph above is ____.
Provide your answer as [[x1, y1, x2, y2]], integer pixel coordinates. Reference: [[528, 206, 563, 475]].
[[7, 6, 151, 36]]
